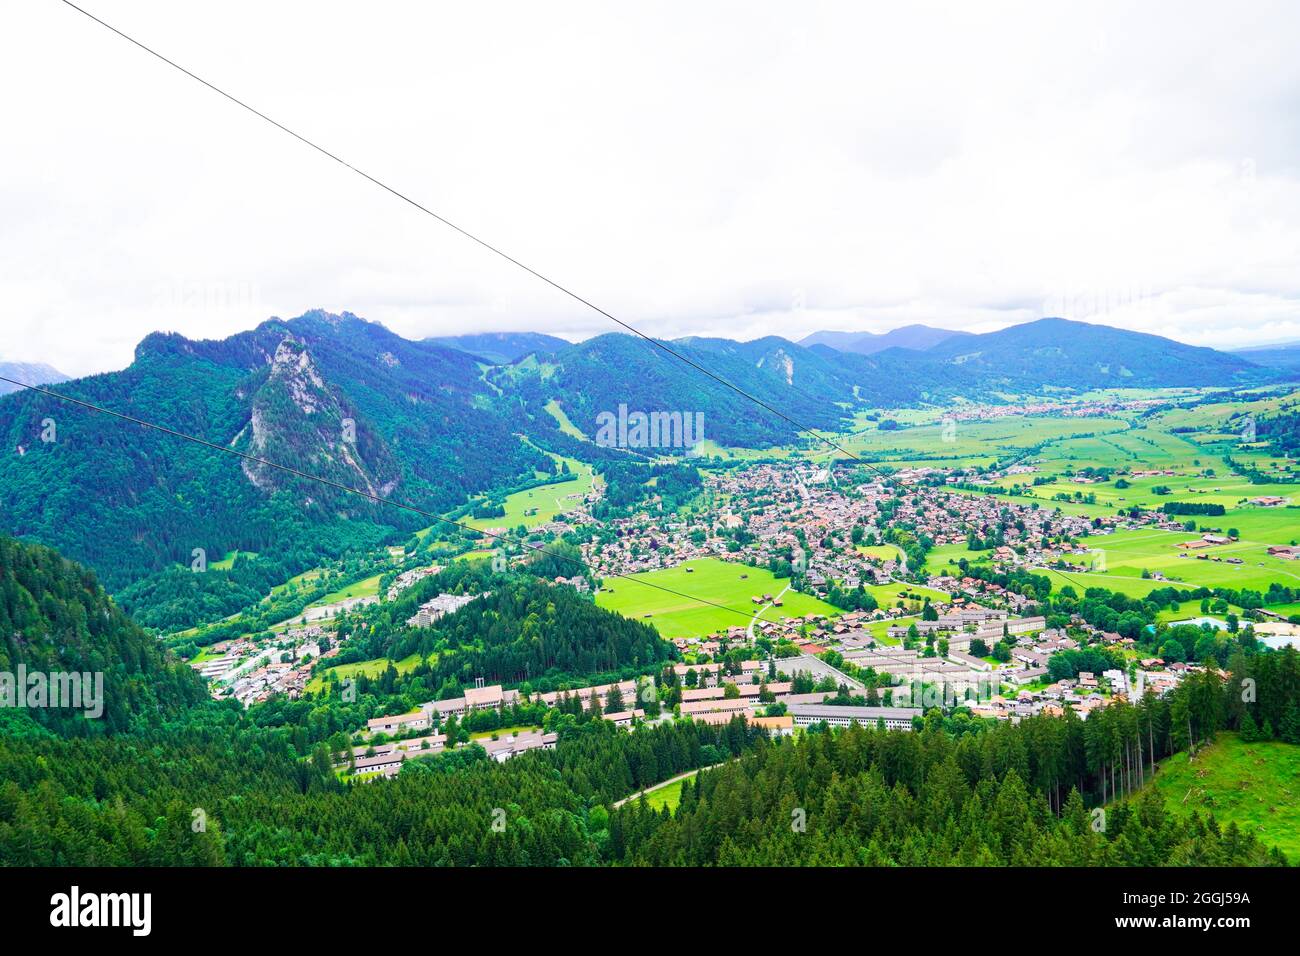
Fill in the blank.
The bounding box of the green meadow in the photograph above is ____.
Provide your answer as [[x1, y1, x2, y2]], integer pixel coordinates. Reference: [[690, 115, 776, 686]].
[[645, 776, 688, 812], [463, 457, 597, 533], [821, 414, 1131, 470], [544, 399, 587, 439], [1139, 733, 1300, 861], [306, 652, 428, 693], [857, 544, 905, 562], [595, 557, 839, 639], [311, 573, 384, 607], [210, 549, 259, 570]]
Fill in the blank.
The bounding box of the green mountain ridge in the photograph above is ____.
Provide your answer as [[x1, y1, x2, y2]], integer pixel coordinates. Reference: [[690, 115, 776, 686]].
[[0, 311, 1285, 602]]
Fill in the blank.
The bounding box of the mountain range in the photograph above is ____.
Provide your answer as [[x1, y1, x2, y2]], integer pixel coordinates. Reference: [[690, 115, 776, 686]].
[[0, 311, 1288, 594], [0, 361, 67, 395], [797, 324, 969, 354], [1228, 341, 1300, 369]]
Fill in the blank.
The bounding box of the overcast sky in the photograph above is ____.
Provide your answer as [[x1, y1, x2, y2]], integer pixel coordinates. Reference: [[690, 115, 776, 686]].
[[5, 0, 1300, 376]]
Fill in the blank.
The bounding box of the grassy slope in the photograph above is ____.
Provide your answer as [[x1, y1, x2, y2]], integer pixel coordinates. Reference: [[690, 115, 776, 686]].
[[305, 652, 427, 693], [462, 458, 597, 532], [1140, 732, 1300, 861]]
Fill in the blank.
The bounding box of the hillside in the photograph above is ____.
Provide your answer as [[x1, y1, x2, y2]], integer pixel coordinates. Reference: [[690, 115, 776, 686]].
[[922, 317, 1263, 388], [1, 312, 1280, 598], [521, 332, 943, 448], [0, 535, 206, 734], [1139, 732, 1300, 861], [506, 333, 846, 447], [1231, 342, 1300, 369], [0, 310, 550, 590]]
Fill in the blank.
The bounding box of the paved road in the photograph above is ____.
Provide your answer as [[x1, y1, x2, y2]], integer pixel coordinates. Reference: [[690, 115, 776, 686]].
[[775, 653, 867, 691]]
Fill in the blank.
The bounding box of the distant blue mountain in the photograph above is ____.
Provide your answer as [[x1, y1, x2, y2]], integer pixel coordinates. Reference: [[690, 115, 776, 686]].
[[0, 361, 68, 396], [1229, 341, 1300, 369], [426, 331, 570, 364], [797, 324, 969, 355]]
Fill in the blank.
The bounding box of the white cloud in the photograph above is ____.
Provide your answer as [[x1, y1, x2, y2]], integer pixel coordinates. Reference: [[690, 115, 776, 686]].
[[4, 0, 1300, 375]]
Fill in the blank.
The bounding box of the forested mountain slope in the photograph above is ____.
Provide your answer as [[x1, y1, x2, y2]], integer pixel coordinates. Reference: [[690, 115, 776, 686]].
[[0, 536, 206, 735], [0, 311, 548, 590], [921, 317, 1262, 388]]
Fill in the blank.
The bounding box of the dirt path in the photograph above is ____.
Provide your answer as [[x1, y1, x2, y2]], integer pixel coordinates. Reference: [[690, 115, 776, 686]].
[[612, 762, 729, 808]]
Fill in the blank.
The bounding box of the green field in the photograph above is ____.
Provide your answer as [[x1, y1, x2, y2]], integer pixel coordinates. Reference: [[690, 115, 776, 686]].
[[1024, 474, 1300, 513], [856, 615, 914, 645], [1141, 733, 1300, 861], [645, 776, 687, 811], [923, 541, 992, 574], [1027, 524, 1300, 599], [596, 557, 840, 639], [543, 399, 587, 439], [820, 414, 1131, 470], [869, 581, 950, 608], [311, 573, 384, 607], [306, 652, 427, 693], [471, 725, 541, 740], [463, 458, 597, 533], [857, 544, 904, 562]]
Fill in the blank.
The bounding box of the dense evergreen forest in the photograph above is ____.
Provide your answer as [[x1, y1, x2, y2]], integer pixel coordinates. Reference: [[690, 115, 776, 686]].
[[2, 689, 1293, 866], [608, 719, 1286, 866], [0, 537, 206, 735]]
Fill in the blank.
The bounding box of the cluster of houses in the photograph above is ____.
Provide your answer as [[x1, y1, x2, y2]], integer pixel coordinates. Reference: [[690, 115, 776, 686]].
[[191, 625, 333, 707], [668, 660, 923, 733], [581, 458, 1184, 613]]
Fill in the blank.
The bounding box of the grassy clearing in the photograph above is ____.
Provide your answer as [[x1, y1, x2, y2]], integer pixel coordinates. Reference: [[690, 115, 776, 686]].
[[857, 544, 904, 562], [544, 399, 587, 439], [922, 541, 992, 574], [463, 459, 597, 533], [823, 414, 1130, 468], [645, 777, 687, 812], [311, 573, 384, 607], [857, 616, 912, 645], [1141, 732, 1300, 861], [869, 582, 950, 608], [210, 549, 258, 570], [1027, 525, 1300, 599], [306, 652, 427, 693], [470, 725, 541, 740]]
